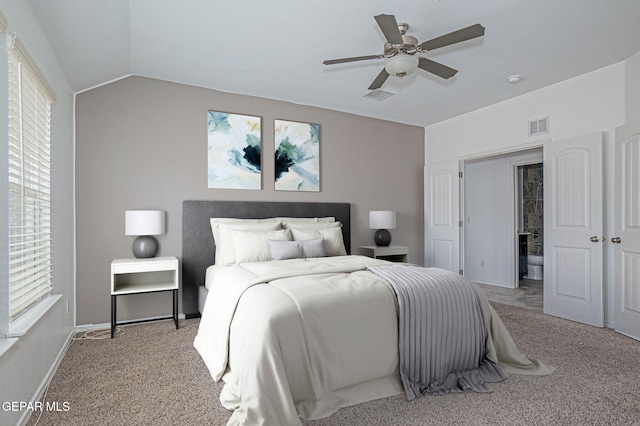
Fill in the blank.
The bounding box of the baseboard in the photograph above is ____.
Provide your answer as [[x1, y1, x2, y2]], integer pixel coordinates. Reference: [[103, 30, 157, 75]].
[[75, 313, 186, 333], [18, 328, 75, 426]]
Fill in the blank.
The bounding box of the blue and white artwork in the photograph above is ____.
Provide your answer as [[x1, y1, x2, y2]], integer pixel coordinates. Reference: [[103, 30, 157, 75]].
[[274, 120, 320, 192], [207, 111, 261, 190]]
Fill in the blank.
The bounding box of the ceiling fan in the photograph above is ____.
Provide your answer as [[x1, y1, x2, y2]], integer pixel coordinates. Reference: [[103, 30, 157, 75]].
[[323, 14, 485, 90]]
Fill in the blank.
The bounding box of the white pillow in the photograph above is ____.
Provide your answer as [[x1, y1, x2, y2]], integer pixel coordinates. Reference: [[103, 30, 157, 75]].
[[291, 227, 347, 256], [283, 221, 342, 231], [214, 220, 281, 264], [317, 217, 336, 223], [210, 218, 277, 255], [232, 229, 292, 263], [275, 217, 335, 223], [268, 238, 326, 260]]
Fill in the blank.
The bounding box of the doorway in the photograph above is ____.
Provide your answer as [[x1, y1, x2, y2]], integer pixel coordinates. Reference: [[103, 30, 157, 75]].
[[428, 132, 606, 325], [461, 147, 543, 310]]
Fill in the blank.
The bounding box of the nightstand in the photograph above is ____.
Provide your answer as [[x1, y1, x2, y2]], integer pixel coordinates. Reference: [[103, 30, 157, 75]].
[[359, 245, 408, 263], [111, 256, 179, 338]]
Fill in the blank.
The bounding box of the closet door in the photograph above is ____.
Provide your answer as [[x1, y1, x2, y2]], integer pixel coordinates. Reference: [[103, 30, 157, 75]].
[[544, 132, 604, 327], [424, 162, 460, 272], [614, 122, 640, 341]]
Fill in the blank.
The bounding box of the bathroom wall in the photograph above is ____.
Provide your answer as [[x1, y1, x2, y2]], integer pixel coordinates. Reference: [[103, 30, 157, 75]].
[[521, 164, 543, 256]]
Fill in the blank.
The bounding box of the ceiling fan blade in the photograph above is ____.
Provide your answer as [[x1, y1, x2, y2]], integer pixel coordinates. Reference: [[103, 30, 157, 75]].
[[418, 57, 458, 79], [368, 68, 390, 90], [374, 14, 404, 45], [323, 54, 382, 65], [418, 23, 485, 51]]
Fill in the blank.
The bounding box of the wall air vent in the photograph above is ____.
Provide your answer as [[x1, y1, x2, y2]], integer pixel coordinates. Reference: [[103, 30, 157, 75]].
[[529, 117, 549, 137], [363, 89, 394, 101]]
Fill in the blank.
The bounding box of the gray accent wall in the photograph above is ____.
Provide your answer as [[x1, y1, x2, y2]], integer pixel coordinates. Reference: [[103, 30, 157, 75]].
[[75, 76, 424, 325]]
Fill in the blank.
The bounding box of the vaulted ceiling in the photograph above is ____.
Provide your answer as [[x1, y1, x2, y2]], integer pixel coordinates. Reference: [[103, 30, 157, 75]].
[[28, 0, 640, 127]]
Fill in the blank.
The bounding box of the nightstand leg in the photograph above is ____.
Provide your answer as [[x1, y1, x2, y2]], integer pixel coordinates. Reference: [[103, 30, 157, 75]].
[[173, 289, 179, 329], [111, 295, 116, 338]]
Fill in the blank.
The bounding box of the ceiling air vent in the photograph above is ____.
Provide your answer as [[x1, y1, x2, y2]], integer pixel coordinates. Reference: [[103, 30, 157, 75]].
[[529, 117, 549, 136], [363, 89, 394, 101]]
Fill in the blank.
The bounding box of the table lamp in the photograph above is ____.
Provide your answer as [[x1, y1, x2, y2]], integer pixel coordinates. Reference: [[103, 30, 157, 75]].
[[125, 210, 165, 258], [369, 210, 396, 247]]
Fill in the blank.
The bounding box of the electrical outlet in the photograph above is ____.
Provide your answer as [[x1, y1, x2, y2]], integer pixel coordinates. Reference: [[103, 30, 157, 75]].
[[66, 300, 69, 314], [480, 260, 485, 267]]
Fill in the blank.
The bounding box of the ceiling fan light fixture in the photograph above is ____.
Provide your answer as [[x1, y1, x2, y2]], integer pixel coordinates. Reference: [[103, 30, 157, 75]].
[[384, 54, 419, 78]]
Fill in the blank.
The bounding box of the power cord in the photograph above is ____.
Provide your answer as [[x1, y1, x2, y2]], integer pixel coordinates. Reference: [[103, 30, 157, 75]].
[[72, 327, 124, 341]]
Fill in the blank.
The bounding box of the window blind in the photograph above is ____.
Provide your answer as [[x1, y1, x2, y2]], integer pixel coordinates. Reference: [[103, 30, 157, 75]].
[[7, 39, 54, 320]]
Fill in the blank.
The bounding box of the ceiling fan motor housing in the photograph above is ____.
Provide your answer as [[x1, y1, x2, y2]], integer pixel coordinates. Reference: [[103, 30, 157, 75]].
[[384, 35, 419, 56]]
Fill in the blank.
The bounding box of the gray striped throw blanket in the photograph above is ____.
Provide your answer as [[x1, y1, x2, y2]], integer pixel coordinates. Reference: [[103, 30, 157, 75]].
[[366, 264, 507, 400]]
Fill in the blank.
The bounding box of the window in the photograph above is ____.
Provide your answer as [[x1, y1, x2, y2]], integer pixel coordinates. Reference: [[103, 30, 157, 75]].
[[7, 36, 56, 321]]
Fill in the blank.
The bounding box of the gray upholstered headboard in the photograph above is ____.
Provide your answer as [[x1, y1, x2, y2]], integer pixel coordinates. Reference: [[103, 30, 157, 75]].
[[182, 200, 351, 317]]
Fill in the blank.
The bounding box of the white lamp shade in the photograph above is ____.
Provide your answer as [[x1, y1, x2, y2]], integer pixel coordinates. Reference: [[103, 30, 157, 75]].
[[369, 211, 396, 230], [384, 54, 419, 77], [125, 210, 165, 236]]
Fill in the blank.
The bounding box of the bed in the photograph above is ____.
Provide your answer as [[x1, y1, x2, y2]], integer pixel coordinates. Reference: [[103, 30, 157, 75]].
[[184, 200, 553, 426]]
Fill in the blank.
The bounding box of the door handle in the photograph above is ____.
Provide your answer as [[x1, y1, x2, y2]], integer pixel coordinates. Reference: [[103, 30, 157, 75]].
[[590, 236, 600, 242], [611, 237, 621, 243]]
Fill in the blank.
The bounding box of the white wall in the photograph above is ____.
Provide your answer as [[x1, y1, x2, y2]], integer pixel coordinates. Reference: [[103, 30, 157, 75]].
[[425, 63, 625, 164], [626, 50, 640, 123], [425, 62, 626, 326], [0, 2, 75, 425]]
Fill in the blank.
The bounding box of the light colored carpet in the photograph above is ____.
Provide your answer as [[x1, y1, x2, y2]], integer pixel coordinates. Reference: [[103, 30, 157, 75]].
[[27, 303, 640, 426]]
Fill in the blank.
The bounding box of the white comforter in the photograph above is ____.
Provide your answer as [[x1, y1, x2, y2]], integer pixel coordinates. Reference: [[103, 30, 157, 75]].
[[194, 255, 553, 426]]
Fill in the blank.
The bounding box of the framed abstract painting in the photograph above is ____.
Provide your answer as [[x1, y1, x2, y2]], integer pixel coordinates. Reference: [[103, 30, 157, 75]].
[[207, 111, 261, 190], [274, 119, 320, 192]]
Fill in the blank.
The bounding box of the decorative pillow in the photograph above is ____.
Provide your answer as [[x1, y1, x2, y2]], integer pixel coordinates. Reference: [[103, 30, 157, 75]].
[[283, 221, 342, 231], [298, 238, 327, 258], [232, 229, 292, 263], [213, 220, 281, 264], [268, 240, 303, 260], [268, 238, 326, 260], [291, 227, 347, 256]]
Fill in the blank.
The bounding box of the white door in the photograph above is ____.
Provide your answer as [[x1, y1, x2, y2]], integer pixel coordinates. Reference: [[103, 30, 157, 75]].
[[424, 162, 460, 272], [614, 122, 640, 340], [544, 132, 604, 327]]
